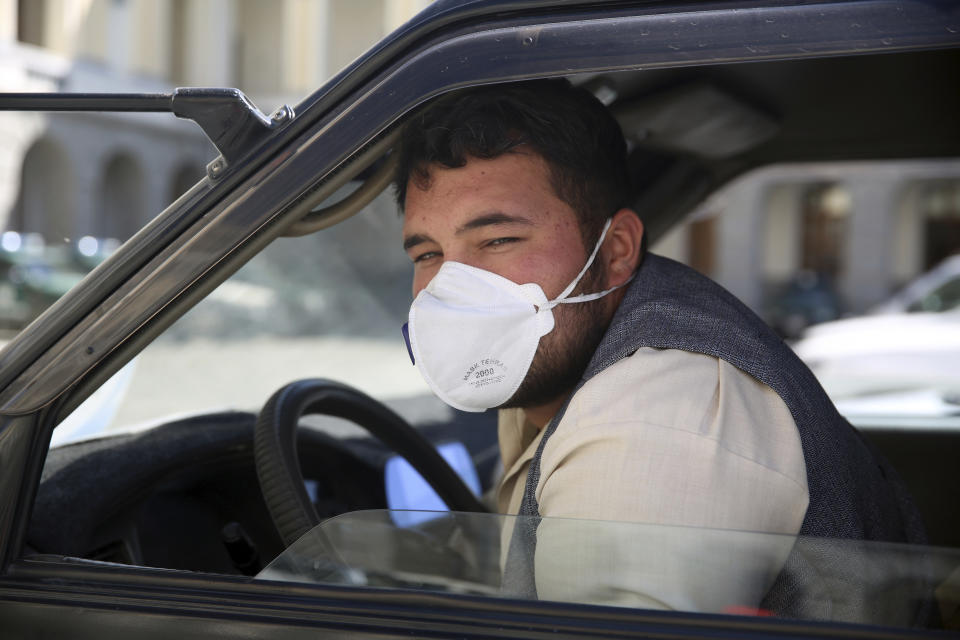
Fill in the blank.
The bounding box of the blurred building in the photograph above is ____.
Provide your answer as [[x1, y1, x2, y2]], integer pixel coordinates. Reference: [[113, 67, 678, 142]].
[[0, 0, 432, 244], [0, 0, 958, 331], [656, 161, 960, 327]]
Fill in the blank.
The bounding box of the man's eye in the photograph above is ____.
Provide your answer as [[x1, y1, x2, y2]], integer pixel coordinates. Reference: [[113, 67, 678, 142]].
[[485, 237, 520, 248], [413, 251, 441, 263]]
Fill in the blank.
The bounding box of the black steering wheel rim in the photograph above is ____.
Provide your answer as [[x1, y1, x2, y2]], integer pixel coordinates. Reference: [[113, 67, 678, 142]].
[[255, 378, 488, 547]]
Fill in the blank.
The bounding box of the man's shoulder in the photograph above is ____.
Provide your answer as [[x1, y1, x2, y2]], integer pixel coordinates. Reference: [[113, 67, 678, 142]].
[[571, 346, 722, 430], [571, 347, 788, 430], [558, 346, 807, 486], [590, 345, 718, 388]]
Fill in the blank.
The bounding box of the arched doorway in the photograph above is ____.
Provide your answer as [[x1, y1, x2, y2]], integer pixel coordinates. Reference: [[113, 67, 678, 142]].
[[761, 181, 847, 336], [96, 153, 144, 241], [8, 137, 73, 242], [800, 183, 851, 280]]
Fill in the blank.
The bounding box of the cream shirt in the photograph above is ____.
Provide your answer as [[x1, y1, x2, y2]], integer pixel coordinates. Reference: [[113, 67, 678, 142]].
[[496, 347, 810, 612]]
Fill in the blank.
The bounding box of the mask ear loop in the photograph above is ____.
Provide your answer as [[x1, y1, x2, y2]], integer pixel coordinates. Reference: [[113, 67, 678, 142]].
[[540, 218, 634, 310], [555, 272, 635, 305]]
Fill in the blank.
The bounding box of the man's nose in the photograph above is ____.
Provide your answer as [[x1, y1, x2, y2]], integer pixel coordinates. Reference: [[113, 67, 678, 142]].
[[412, 256, 458, 297], [439, 247, 469, 264]]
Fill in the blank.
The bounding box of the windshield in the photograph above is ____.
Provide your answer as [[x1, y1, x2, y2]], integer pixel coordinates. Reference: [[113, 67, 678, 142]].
[[259, 509, 960, 628]]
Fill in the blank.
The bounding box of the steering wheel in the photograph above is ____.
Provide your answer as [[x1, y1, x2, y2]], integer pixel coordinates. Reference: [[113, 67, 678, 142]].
[[254, 378, 488, 547]]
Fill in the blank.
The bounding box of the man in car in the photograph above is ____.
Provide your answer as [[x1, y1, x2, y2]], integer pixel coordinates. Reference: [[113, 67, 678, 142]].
[[395, 79, 926, 615]]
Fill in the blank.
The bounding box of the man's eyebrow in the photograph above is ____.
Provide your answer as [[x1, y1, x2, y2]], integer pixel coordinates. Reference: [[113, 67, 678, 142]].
[[456, 213, 534, 234], [403, 213, 534, 251], [403, 233, 431, 252]]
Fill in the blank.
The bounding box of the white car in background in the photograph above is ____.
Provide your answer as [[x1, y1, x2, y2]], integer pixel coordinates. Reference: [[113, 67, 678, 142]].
[[792, 255, 960, 419], [872, 255, 960, 315]]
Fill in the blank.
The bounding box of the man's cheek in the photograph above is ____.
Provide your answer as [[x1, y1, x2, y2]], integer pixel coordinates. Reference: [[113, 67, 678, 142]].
[[507, 258, 568, 293]]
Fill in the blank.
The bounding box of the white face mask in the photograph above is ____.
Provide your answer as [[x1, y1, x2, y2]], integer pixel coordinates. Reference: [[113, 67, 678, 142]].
[[403, 218, 630, 412]]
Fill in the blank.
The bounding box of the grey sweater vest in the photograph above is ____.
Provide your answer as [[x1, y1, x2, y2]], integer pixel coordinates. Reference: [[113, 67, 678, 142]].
[[508, 254, 929, 622]]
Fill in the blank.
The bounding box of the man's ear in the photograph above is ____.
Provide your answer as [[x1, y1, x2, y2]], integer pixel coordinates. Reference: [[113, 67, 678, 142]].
[[603, 208, 645, 287]]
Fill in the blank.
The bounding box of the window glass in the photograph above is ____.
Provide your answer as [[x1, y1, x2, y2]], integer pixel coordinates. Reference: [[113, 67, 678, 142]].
[[260, 510, 960, 628], [87, 188, 444, 436], [0, 115, 213, 344], [907, 277, 960, 313]]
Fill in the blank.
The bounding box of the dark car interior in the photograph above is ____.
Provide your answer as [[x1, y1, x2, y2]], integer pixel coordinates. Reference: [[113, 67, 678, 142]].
[[28, 406, 499, 575]]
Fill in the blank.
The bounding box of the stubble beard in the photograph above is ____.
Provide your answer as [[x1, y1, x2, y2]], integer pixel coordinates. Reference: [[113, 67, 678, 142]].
[[500, 262, 611, 411]]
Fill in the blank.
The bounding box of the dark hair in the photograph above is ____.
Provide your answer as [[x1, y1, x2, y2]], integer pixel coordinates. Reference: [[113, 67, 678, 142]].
[[393, 78, 632, 249]]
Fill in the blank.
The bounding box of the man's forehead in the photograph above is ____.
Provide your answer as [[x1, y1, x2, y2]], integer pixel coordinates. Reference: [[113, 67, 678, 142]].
[[405, 153, 553, 206], [407, 148, 546, 192], [399, 151, 577, 245]]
